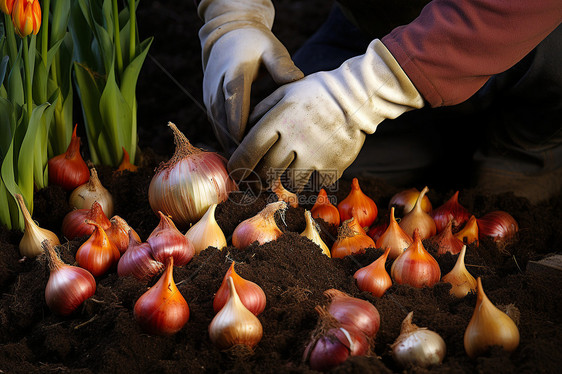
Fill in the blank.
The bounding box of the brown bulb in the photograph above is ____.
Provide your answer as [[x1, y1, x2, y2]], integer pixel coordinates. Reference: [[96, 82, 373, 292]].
[[376, 207, 413, 259]]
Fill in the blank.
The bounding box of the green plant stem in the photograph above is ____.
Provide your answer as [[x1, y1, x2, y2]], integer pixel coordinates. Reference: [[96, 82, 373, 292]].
[[22, 37, 33, 122], [3, 13, 18, 69], [129, 0, 136, 60], [41, 0, 51, 67], [112, 0, 123, 77]]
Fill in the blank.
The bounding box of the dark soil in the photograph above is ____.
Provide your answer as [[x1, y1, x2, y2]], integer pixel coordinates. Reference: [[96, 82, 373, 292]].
[[1, 1, 562, 374]]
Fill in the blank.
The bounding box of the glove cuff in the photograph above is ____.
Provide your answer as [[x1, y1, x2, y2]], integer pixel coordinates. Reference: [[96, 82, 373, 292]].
[[337, 39, 425, 134]]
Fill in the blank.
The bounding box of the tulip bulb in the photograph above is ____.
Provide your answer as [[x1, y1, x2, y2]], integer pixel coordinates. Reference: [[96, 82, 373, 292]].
[[117, 233, 164, 280], [301, 210, 330, 257], [376, 207, 413, 259], [311, 189, 340, 226], [367, 221, 388, 242], [209, 277, 263, 350], [431, 190, 470, 233], [15, 194, 60, 258], [148, 122, 237, 228], [324, 289, 380, 338], [48, 124, 90, 191], [455, 215, 479, 246], [114, 147, 138, 174], [389, 187, 432, 215], [464, 277, 520, 358], [62, 201, 111, 240], [331, 219, 376, 259], [306, 324, 370, 371], [43, 240, 96, 316], [185, 204, 227, 254], [69, 167, 114, 217], [271, 177, 298, 208], [134, 257, 190, 335], [213, 262, 267, 315], [398, 186, 436, 240], [337, 178, 378, 229], [477, 211, 518, 246], [429, 218, 465, 256], [75, 220, 121, 277], [391, 311, 446, 368], [105, 216, 141, 254], [232, 201, 287, 249], [391, 229, 441, 288], [441, 245, 477, 298], [148, 211, 195, 266], [354, 247, 392, 297]]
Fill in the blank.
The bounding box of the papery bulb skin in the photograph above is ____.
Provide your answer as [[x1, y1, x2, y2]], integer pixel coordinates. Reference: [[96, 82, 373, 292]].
[[391, 312, 446, 368], [311, 189, 340, 226], [69, 168, 114, 217], [398, 186, 436, 240], [301, 210, 331, 257], [15, 194, 60, 258], [455, 215, 479, 246], [117, 234, 164, 280], [477, 211, 519, 245], [271, 178, 298, 208], [105, 216, 142, 254], [391, 229, 441, 288], [442, 245, 477, 298], [75, 221, 121, 277], [346, 216, 367, 235], [134, 258, 190, 335], [376, 207, 413, 259], [389, 187, 432, 216], [429, 218, 465, 256], [185, 204, 227, 254], [337, 178, 378, 229], [324, 289, 380, 338], [331, 219, 376, 259], [307, 326, 369, 371], [48, 125, 90, 191], [213, 262, 266, 315], [431, 191, 470, 233], [43, 240, 96, 316], [367, 221, 388, 242], [354, 247, 392, 297], [209, 277, 263, 350], [148, 211, 194, 266], [464, 277, 520, 358], [232, 201, 286, 249], [148, 122, 237, 229], [62, 201, 111, 240], [114, 147, 138, 174]]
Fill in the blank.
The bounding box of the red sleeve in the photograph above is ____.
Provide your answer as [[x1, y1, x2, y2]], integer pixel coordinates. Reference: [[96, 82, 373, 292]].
[[382, 0, 562, 107]]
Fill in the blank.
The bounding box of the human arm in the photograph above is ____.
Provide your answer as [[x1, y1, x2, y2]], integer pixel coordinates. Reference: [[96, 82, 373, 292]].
[[382, 0, 562, 107]]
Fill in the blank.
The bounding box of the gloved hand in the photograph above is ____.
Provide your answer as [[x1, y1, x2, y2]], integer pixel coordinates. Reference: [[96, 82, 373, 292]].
[[228, 39, 425, 192], [198, 0, 304, 154]]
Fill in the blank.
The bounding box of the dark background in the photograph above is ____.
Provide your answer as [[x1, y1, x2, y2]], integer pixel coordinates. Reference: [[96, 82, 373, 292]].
[[135, 0, 333, 156]]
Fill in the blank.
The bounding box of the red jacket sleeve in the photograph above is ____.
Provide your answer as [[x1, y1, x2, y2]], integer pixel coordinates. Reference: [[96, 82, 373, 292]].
[[382, 0, 562, 107]]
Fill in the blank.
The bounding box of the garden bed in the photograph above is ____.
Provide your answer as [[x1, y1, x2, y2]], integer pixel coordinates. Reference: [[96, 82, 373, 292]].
[[0, 163, 561, 373], [1, 1, 561, 373]]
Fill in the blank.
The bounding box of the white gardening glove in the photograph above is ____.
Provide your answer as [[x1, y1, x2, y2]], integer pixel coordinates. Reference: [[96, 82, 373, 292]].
[[198, 0, 304, 154], [228, 39, 425, 192]]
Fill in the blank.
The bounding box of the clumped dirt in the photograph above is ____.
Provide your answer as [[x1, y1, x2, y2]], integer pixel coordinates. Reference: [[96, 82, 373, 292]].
[[1, 1, 562, 373], [1, 161, 561, 373]]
